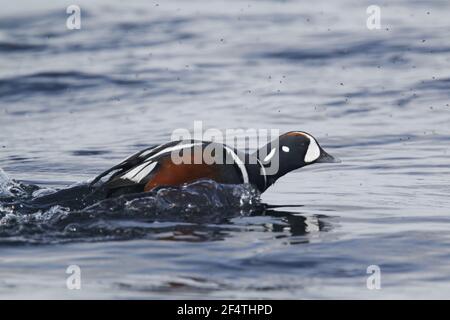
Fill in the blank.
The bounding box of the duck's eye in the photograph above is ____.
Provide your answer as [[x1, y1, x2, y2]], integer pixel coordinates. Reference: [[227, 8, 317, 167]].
[[282, 146, 290, 152]]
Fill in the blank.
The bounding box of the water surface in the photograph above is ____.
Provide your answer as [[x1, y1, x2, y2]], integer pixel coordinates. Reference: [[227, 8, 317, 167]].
[[1, 0, 450, 299]]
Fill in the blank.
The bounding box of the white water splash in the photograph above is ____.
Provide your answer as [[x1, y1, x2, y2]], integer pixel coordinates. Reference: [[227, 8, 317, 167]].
[[0, 168, 28, 198], [0, 168, 13, 197]]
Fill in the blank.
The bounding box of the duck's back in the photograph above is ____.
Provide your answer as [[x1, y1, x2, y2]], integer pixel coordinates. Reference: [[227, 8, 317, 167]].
[[91, 140, 248, 197]]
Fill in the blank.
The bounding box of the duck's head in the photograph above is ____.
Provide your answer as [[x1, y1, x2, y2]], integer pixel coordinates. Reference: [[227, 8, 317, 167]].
[[256, 131, 339, 189]]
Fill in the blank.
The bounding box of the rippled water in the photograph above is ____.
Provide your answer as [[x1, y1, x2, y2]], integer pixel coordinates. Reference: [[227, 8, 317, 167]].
[[1, 0, 450, 299]]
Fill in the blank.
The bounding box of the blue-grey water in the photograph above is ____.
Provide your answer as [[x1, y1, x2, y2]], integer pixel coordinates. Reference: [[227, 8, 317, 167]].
[[1, 0, 450, 299]]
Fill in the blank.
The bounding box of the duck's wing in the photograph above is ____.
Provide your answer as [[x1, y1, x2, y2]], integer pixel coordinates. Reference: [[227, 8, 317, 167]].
[[89, 140, 182, 187], [90, 140, 213, 192]]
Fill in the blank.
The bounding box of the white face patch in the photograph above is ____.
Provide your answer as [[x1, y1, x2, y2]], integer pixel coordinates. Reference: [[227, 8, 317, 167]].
[[302, 134, 321, 163], [282, 146, 290, 152], [290, 132, 321, 163], [263, 148, 276, 162]]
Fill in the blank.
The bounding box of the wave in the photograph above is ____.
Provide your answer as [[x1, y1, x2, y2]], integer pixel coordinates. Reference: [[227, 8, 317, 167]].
[[255, 37, 450, 65], [0, 71, 144, 99], [0, 169, 262, 244]]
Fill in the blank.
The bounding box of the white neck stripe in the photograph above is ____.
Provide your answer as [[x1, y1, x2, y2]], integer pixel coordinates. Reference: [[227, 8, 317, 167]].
[[223, 146, 249, 184], [256, 158, 267, 189]]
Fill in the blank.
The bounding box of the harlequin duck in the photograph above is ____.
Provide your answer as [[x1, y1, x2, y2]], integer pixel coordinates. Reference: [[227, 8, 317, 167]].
[[90, 131, 338, 197]]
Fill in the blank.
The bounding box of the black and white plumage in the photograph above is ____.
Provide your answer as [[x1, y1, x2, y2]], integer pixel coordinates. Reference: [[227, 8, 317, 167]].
[[90, 132, 337, 197]]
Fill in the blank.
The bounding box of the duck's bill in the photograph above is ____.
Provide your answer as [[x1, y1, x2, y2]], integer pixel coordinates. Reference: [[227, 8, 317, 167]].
[[316, 149, 341, 163]]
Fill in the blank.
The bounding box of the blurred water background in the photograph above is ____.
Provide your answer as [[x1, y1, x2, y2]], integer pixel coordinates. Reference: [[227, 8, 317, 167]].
[[1, 0, 450, 299]]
